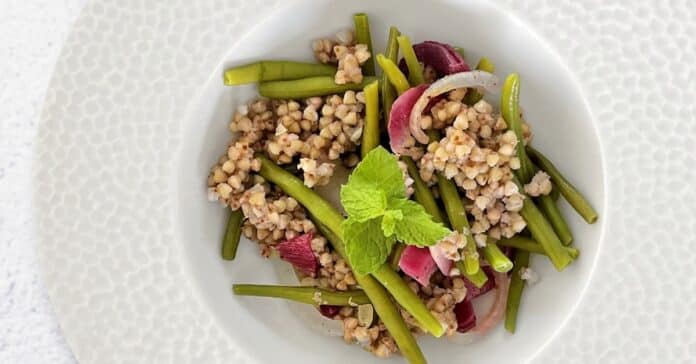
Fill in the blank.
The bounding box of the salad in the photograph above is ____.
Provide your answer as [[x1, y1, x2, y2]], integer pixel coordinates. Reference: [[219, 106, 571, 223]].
[[207, 13, 597, 364]]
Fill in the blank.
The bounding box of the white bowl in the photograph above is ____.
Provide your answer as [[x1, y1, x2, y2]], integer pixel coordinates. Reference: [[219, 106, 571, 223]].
[[176, 0, 604, 363]]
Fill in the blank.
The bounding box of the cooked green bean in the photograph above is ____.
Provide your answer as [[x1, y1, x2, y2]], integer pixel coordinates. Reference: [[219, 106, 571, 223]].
[[376, 54, 410, 95], [398, 35, 425, 86], [501, 73, 535, 182], [538, 193, 573, 245], [224, 61, 336, 85], [437, 173, 480, 275], [504, 250, 529, 333], [221, 209, 244, 260], [481, 239, 513, 273], [513, 177, 573, 271], [497, 235, 579, 260], [550, 184, 560, 201], [233, 284, 371, 306], [425, 130, 479, 275], [258, 76, 377, 99], [373, 265, 446, 337], [464, 57, 495, 105], [456, 260, 489, 288], [527, 146, 598, 224], [382, 27, 400, 124], [361, 80, 380, 158], [386, 27, 401, 62], [402, 157, 446, 223], [502, 74, 574, 263], [353, 13, 376, 76], [390, 243, 406, 270]]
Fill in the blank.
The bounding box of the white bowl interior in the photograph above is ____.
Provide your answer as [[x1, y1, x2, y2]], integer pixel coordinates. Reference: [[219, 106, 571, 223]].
[[176, 0, 605, 363]]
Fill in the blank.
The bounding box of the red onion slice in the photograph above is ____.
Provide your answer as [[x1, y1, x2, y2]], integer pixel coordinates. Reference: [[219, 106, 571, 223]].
[[388, 85, 429, 155], [277, 232, 318, 277], [413, 41, 470, 75], [399, 245, 438, 286], [472, 271, 510, 335], [464, 266, 496, 299], [454, 297, 477, 333], [429, 244, 453, 276], [409, 71, 501, 145]]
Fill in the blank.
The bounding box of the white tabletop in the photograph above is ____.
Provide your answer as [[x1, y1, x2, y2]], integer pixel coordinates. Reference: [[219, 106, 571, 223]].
[[0, 1, 86, 363]]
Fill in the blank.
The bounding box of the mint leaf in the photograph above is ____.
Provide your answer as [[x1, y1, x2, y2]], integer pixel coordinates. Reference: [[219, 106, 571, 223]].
[[390, 198, 451, 246], [340, 147, 405, 209], [343, 217, 396, 275], [340, 188, 387, 222], [380, 209, 403, 236]]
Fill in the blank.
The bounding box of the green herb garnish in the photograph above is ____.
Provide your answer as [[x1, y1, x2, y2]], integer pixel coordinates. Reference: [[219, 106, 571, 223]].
[[340, 147, 451, 274]]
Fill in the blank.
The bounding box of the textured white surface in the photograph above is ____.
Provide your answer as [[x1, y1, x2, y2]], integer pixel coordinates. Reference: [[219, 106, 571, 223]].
[[30, 1, 696, 364], [0, 1, 85, 363]]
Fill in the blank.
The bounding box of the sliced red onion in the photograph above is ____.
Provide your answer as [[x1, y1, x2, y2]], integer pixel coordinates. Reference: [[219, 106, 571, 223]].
[[454, 298, 477, 333], [429, 244, 453, 276], [277, 232, 318, 277], [472, 271, 510, 335], [409, 71, 501, 145], [318, 305, 341, 318], [464, 266, 496, 299], [413, 41, 470, 75], [388, 84, 429, 155], [399, 245, 438, 286]]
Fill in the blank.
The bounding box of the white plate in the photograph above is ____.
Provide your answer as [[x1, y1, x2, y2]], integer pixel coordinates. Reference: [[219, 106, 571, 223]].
[[36, 0, 696, 363]]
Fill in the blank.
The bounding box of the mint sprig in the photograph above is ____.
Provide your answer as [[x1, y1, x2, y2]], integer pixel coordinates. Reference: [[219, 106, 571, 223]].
[[340, 147, 451, 275]]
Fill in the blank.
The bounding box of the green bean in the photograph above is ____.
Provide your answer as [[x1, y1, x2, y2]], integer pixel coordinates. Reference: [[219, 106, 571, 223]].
[[376, 54, 410, 95], [456, 260, 489, 288], [537, 193, 573, 245], [437, 174, 479, 275], [504, 250, 529, 333], [221, 209, 244, 260], [481, 239, 513, 273], [373, 265, 445, 336], [497, 236, 579, 260], [361, 80, 380, 158], [224, 61, 336, 85], [501, 73, 535, 182], [550, 183, 560, 201], [389, 243, 406, 270], [453, 47, 465, 58], [425, 130, 479, 275], [382, 27, 400, 125], [502, 74, 574, 262], [315, 223, 428, 364], [464, 57, 495, 105], [513, 177, 573, 271], [527, 146, 598, 224], [233, 284, 370, 306], [402, 157, 446, 223], [397, 35, 425, 86], [353, 13, 376, 76], [258, 76, 377, 99], [496, 104, 573, 245], [259, 156, 445, 340]]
